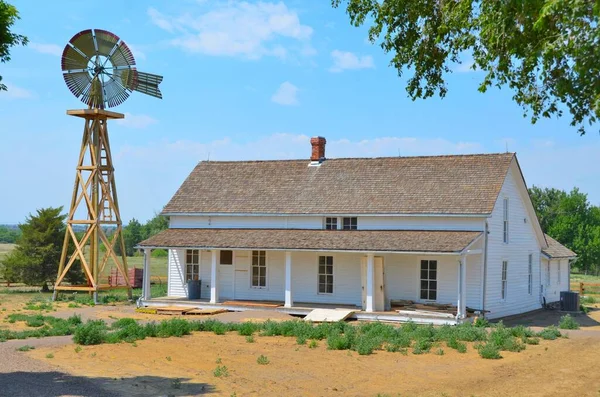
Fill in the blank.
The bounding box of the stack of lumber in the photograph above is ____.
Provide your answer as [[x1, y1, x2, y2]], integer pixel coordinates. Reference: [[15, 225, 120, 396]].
[[108, 267, 143, 288]]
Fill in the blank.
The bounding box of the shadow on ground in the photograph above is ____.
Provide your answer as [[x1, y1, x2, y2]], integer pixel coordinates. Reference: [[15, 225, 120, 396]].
[[498, 307, 600, 328], [0, 371, 215, 397]]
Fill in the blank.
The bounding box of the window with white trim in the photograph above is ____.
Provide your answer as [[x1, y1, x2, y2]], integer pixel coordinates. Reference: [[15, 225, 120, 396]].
[[501, 260, 508, 300], [342, 217, 357, 230], [528, 254, 533, 295], [220, 250, 233, 265], [325, 217, 338, 230], [420, 260, 437, 301], [318, 256, 334, 293], [546, 262, 551, 286], [185, 249, 200, 282], [251, 251, 266, 288], [503, 198, 509, 243], [557, 261, 561, 284]]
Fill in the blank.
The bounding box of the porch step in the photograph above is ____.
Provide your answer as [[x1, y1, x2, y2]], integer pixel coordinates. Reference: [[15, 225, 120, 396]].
[[304, 308, 355, 323], [155, 306, 195, 315]]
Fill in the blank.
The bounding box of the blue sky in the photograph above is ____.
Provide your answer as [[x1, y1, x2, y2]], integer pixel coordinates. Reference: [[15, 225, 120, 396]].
[[1, 0, 599, 224]]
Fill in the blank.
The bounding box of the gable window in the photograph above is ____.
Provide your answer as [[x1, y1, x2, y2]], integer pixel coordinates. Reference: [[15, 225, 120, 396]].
[[325, 217, 338, 230], [185, 249, 200, 282], [503, 198, 509, 243], [420, 260, 437, 301], [251, 251, 267, 288], [528, 254, 533, 295], [557, 261, 561, 284], [342, 217, 357, 230], [501, 261, 508, 300], [318, 256, 334, 293], [220, 250, 233, 265]]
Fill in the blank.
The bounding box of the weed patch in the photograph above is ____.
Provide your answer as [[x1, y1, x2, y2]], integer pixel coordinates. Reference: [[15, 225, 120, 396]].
[[558, 314, 580, 330]]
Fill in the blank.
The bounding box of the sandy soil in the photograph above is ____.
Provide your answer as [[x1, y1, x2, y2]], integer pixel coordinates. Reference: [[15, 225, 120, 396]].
[[27, 326, 600, 397]]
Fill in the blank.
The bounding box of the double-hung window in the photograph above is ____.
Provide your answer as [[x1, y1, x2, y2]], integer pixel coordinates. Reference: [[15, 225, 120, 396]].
[[251, 251, 267, 288], [557, 261, 561, 284], [528, 254, 533, 295], [185, 249, 200, 282], [503, 198, 509, 243], [325, 217, 338, 230], [342, 217, 357, 230], [318, 256, 333, 293], [420, 260, 437, 301], [501, 261, 508, 300]]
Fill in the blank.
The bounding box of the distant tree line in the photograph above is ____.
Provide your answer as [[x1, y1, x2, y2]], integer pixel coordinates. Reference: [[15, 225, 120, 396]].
[[0, 207, 169, 289], [0, 225, 20, 243], [529, 186, 600, 275]]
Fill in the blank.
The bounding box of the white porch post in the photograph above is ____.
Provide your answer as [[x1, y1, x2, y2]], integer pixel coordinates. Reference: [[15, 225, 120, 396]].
[[457, 255, 467, 319], [142, 248, 152, 300], [366, 253, 375, 312], [284, 251, 293, 308], [210, 249, 220, 304]]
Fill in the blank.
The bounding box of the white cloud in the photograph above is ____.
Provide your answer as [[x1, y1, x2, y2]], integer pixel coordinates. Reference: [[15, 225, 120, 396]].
[[329, 50, 374, 73], [0, 84, 36, 99], [127, 44, 146, 61], [29, 42, 62, 56], [271, 81, 299, 106], [454, 59, 475, 73], [148, 2, 313, 60], [115, 113, 158, 129]]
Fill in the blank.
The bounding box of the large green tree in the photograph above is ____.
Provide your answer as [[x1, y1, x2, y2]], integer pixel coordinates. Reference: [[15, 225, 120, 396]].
[[529, 186, 600, 274], [333, 0, 600, 134], [0, 207, 84, 291], [0, 1, 27, 91]]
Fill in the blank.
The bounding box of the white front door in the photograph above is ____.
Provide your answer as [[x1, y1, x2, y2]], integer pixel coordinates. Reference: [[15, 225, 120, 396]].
[[219, 250, 234, 300], [361, 256, 385, 311]]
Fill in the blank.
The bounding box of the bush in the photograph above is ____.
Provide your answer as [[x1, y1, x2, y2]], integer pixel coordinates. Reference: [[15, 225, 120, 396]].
[[473, 317, 490, 328], [412, 338, 432, 355], [478, 343, 502, 359], [447, 338, 467, 353], [73, 320, 107, 345], [538, 326, 561, 340], [213, 365, 229, 377], [16, 345, 35, 352], [558, 314, 580, 330], [256, 355, 269, 365], [157, 319, 191, 338], [327, 331, 353, 350], [237, 322, 259, 336]]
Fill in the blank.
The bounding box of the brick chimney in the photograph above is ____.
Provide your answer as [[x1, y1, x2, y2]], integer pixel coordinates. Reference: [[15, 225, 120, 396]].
[[310, 136, 326, 162]]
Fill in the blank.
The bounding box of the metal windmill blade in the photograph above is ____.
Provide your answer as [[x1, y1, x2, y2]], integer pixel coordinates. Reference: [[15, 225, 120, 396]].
[[61, 29, 163, 109]]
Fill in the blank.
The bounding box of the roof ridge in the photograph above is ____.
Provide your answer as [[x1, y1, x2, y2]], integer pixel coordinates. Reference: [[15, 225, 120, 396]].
[[198, 152, 515, 164]]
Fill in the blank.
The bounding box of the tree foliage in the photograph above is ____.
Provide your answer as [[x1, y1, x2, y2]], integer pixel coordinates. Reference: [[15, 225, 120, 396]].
[[116, 213, 169, 257], [0, 225, 20, 243], [0, 207, 83, 290], [529, 186, 600, 274], [0, 1, 28, 91], [332, 0, 600, 134]]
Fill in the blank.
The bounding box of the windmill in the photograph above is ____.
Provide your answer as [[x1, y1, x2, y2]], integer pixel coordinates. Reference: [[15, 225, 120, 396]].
[[53, 29, 162, 303]]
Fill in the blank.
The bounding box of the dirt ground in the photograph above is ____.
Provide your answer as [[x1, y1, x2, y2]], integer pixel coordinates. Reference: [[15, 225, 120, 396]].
[[3, 294, 600, 396]]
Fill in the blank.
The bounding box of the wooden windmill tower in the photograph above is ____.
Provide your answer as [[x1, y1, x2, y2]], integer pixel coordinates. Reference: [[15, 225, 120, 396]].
[[53, 29, 163, 302]]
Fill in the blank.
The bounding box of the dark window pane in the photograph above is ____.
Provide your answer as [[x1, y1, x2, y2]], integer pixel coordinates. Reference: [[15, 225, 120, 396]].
[[429, 270, 437, 280], [327, 284, 333, 293], [220, 250, 233, 265], [421, 280, 428, 290], [252, 267, 259, 277], [430, 291, 437, 300], [319, 265, 325, 274], [259, 276, 266, 287], [430, 261, 437, 270], [421, 270, 428, 280], [319, 284, 325, 293], [429, 281, 437, 290], [260, 256, 266, 267], [420, 290, 428, 300], [326, 265, 333, 275], [319, 256, 325, 265], [319, 275, 326, 284], [420, 260, 428, 270]]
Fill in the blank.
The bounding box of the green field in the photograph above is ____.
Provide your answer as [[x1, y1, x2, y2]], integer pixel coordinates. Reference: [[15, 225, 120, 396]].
[[0, 243, 15, 262]]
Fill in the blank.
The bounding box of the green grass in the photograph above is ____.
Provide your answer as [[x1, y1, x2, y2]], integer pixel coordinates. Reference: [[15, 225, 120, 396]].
[[558, 314, 580, 330], [16, 345, 35, 352], [0, 314, 82, 342], [213, 365, 229, 377], [256, 354, 269, 365]]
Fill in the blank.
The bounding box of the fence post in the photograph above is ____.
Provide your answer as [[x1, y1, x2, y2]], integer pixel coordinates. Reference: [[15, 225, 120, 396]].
[[579, 282, 584, 296]]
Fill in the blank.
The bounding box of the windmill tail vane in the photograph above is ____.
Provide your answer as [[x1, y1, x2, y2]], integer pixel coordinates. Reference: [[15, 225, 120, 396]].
[[61, 28, 163, 109]]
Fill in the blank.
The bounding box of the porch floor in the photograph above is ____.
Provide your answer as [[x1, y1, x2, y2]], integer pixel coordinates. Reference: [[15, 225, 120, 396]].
[[140, 297, 463, 325]]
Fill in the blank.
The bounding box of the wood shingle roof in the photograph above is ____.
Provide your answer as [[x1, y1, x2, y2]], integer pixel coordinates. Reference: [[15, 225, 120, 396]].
[[162, 153, 515, 215], [542, 234, 577, 259], [137, 228, 482, 253]]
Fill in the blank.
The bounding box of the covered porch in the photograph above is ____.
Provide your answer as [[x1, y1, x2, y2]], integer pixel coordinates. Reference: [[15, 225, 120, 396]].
[[136, 228, 484, 324]]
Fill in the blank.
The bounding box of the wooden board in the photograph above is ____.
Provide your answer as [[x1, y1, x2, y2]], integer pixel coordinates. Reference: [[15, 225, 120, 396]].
[[221, 301, 281, 308], [184, 308, 228, 316], [155, 306, 195, 315], [304, 309, 355, 323]]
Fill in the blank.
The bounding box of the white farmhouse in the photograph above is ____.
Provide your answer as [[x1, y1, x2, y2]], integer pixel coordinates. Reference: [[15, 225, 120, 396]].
[[138, 137, 576, 323]]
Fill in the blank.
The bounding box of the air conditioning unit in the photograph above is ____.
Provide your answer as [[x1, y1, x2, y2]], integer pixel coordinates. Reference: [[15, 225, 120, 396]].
[[560, 291, 580, 312]]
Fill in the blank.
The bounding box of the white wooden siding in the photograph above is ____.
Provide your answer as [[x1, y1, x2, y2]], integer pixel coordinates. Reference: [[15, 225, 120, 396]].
[[541, 258, 570, 303], [485, 163, 542, 319], [169, 215, 484, 231], [167, 249, 187, 298]]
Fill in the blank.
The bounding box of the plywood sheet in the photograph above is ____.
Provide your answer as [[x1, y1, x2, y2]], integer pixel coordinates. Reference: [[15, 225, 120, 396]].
[[155, 306, 194, 315], [304, 309, 355, 323], [184, 308, 228, 316]]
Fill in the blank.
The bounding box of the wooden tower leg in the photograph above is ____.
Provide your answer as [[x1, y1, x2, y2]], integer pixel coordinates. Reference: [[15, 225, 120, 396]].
[[54, 109, 131, 300]]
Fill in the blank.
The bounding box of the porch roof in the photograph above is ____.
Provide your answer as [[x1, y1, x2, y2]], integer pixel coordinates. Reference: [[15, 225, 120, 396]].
[[137, 228, 482, 254]]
